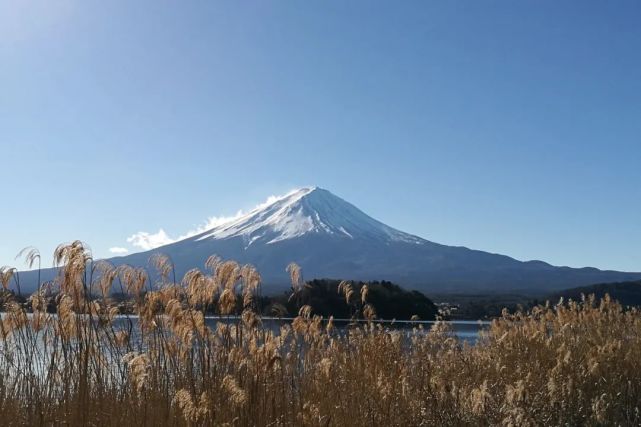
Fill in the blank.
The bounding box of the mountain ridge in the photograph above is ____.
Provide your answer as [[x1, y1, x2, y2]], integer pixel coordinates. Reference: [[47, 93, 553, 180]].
[[12, 187, 641, 294], [190, 187, 424, 246]]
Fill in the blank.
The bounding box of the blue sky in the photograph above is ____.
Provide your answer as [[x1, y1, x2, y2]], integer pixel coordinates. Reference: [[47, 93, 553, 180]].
[[1, 0, 640, 271]]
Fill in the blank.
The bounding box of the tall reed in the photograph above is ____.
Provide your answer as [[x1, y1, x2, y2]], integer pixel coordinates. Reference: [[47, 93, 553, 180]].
[[0, 241, 639, 426]]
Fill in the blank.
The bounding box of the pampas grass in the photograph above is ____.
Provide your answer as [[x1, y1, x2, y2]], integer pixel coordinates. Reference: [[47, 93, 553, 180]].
[[0, 242, 639, 426]]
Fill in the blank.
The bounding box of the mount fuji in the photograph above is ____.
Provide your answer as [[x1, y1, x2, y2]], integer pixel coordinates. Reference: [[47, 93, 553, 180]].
[[17, 187, 641, 294]]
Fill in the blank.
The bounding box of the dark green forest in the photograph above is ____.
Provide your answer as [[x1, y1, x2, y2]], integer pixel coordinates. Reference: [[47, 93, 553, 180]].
[[266, 279, 438, 320]]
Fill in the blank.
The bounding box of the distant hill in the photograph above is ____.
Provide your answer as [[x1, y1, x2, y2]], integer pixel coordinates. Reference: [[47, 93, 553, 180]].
[[268, 279, 439, 321], [13, 187, 641, 294], [550, 280, 641, 307]]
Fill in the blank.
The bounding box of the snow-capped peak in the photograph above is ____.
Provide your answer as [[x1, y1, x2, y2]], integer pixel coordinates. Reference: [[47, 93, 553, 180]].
[[192, 187, 423, 247]]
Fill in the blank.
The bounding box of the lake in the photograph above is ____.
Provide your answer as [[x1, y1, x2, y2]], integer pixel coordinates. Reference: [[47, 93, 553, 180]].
[[197, 316, 491, 343]]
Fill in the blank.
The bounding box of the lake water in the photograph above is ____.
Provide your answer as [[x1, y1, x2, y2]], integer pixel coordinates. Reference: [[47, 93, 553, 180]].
[[0, 315, 490, 380], [3, 313, 490, 346], [197, 317, 490, 343]]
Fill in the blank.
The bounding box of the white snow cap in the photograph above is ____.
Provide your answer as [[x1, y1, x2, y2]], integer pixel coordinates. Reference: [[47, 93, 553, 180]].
[[194, 187, 423, 247]]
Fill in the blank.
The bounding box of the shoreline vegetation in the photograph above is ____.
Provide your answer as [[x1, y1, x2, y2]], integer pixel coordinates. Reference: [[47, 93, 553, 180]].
[[0, 241, 640, 425], [0, 279, 439, 321]]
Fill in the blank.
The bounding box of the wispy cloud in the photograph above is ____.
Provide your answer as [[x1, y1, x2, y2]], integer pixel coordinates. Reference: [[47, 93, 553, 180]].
[[121, 188, 303, 252], [108, 247, 129, 255], [123, 212, 245, 251], [127, 229, 174, 251], [178, 211, 245, 240]]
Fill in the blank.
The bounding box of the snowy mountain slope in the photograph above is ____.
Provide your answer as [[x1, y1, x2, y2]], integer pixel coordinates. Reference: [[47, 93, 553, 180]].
[[14, 187, 641, 294], [192, 187, 423, 246]]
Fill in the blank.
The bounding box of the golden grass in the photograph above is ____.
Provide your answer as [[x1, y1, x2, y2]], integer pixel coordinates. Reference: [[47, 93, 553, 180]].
[[0, 240, 639, 426]]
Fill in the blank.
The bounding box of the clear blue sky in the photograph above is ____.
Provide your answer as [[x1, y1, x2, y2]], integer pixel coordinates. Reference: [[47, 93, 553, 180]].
[[1, 0, 640, 271]]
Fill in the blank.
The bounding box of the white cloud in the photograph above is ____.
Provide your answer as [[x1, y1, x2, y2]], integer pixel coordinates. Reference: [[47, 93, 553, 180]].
[[121, 188, 304, 252], [175, 210, 245, 240], [127, 229, 175, 250], [108, 247, 129, 255]]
